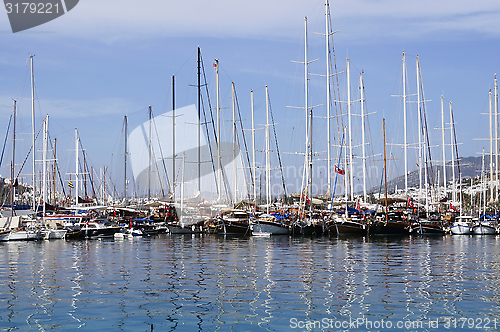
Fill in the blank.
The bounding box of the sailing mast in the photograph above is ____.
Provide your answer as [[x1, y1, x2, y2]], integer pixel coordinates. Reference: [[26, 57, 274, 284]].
[[53, 138, 56, 206], [11, 100, 16, 217], [215, 59, 222, 201], [303, 17, 310, 210], [124, 115, 128, 202], [402, 52, 408, 196], [232, 82, 237, 205], [325, 0, 332, 196], [383, 119, 388, 219], [347, 57, 353, 200], [360, 72, 367, 202], [450, 102, 456, 203], [489, 90, 494, 200], [172, 75, 175, 201], [441, 96, 446, 196], [75, 128, 79, 206], [251, 90, 257, 210], [197, 47, 202, 194], [148, 105, 152, 200], [495, 75, 499, 202], [265, 85, 271, 214], [30, 55, 36, 212], [416, 57, 423, 205], [42, 115, 48, 217]]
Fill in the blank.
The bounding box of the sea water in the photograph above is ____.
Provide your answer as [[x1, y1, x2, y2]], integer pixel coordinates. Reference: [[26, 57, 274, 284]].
[[0, 234, 499, 331]]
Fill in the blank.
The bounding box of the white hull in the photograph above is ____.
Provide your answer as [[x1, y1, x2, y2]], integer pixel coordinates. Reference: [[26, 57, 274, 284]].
[[8, 230, 42, 241], [473, 225, 497, 235], [44, 229, 67, 239], [450, 224, 472, 235]]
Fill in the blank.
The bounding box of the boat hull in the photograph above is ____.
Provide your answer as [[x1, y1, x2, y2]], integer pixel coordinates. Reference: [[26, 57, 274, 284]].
[[329, 218, 367, 236], [252, 221, 289, 235], [167, 224, 204, 234], [450, 224, 472, 235], [472, 225, 497, 235], [369, 221, 411, 235]]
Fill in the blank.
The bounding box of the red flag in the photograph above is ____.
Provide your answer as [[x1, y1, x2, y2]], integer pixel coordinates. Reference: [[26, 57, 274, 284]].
[[408, 198, 414, 209], [213, 62, 217, 67], [356, 199, 360, 211], [302, 194, 311, 204], [450, 203, 458, 212], [334, 165, 345, 175]]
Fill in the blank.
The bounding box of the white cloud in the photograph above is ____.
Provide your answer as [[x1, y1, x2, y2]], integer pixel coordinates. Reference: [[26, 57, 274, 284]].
[[20, 0, 500, 41]]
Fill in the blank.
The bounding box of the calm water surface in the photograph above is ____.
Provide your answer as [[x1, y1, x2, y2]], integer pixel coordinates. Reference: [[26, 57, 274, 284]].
[[0, 234, 500, 331]]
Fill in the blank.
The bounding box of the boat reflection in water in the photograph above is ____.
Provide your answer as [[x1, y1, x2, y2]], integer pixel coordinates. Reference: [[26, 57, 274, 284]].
[[2, 234, 500, 330]]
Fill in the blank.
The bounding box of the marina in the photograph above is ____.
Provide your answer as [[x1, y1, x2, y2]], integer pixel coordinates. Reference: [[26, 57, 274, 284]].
[[1, 0, 500, 330], [1, 234, 500, 330]]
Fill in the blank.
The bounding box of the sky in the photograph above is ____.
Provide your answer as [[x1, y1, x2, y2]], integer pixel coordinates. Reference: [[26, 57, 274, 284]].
[[0, 0, 499, 199]]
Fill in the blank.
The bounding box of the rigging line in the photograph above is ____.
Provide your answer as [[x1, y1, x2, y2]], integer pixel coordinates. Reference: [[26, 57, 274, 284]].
[[331, 130, 345, 210], [420, 86, 434, 189], [174, 48, 197, 77], [152, 114, 170, 195], [234, 87, 252, 201], [200, 52, 219, 195], [268, 90, 288, 199], [48, 137, 66, 198], [451, 106, 461, 191], [15, 122, 43, 181], [79, 138, 97, 199], [0, 113, 13, 169]]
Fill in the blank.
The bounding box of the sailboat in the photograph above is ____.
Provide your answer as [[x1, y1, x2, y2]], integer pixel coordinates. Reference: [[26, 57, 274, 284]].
[[369, 119, 413, 235], [472, 149, 497, 234], [251, 86, 290, 236], [412, 56, 445, 235]]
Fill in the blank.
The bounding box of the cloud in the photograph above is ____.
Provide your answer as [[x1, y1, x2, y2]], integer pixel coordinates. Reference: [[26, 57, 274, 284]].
[[18, 0, 500, 41]]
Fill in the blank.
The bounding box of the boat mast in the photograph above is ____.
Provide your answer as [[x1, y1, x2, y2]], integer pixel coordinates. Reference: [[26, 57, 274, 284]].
[[53, 138, 56, 206], [325, 0, 332, 196], [124, 115, 128, 202], [441, 95, 446, 196], [347, 57, 354, 200], [416, 57, 423, 205], [402, 52, 408, 196], [42, 115, 48, 217], [197, 47, 201, 194], [75, 128, 79, 207], [481, 148, 485, 216], [251, 90, 257, 210], [31, 55, 36, 212], [495, 75, 499, 202], [450, 102, 456, 203], [11, 100, 16, 217], [172, 75, 175, 201], [383, 119, 388, 219], [490, 90, 494, 201], [232, 82, 237, 205], [304, 17, 312, 212], [344, 126, 348, 205], [215, 59, 222, 201], [360, 72, 367, 202], [265, 85, 271, 214], [148, 105, 152, 200]]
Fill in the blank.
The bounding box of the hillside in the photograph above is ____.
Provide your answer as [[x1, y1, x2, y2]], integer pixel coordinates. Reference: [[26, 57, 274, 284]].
[[372, 156, 486, 193]]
